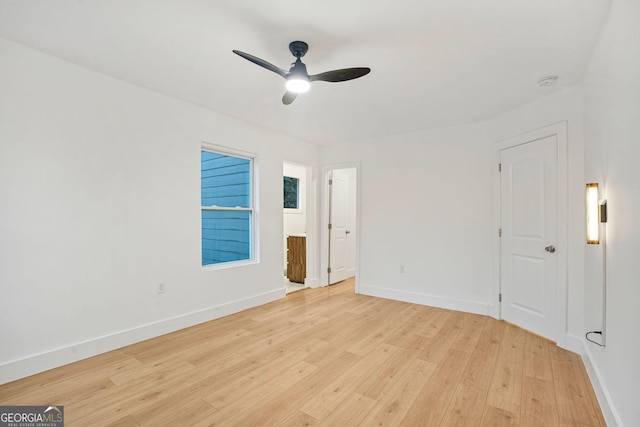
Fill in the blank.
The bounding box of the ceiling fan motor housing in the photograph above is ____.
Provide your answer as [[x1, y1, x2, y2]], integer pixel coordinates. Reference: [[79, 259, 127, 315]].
[[289, 41, 309, 58]]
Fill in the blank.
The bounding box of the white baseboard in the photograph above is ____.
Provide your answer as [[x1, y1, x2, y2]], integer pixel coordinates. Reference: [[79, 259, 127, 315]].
[[581, 340, 623, 427], [359, 285, 490, 316], [487, 302, 499, 320], [304, 277, 321, 288], [0, 288, 284, 385], [562, 332, 585, 354]]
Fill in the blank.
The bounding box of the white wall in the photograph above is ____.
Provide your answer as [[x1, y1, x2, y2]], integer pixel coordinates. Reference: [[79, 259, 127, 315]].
[[582, 0, 640, 425], [0, 38, 319, 383], [321, 123, 494, 314]]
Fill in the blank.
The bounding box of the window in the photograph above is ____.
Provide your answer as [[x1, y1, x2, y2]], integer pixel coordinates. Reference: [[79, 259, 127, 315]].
[[201, 146, 254, 266], [283, 176, 299, 209]]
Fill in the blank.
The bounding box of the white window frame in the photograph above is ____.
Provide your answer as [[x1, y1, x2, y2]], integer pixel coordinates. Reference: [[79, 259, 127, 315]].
[[201, 142, 258, 269]]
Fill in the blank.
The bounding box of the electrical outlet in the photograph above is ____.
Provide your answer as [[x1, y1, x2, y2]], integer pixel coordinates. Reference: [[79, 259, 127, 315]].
[[157, 282, 166, 294], [400, 265, 405, 274]]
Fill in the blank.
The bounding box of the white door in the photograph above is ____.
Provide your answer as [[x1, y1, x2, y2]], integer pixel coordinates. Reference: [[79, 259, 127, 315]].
[[329, 170, 350, 284], [501, 135, 557, 340]]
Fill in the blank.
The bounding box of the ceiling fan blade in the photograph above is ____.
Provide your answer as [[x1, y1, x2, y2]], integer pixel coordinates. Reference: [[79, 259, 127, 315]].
[[232, 50, 288, 78], [282, 91, 297, 105], [310, 67, 371, 82]]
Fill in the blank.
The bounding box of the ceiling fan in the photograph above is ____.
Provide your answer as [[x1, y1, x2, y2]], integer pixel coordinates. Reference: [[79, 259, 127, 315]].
[[233, 41, 371, 105]]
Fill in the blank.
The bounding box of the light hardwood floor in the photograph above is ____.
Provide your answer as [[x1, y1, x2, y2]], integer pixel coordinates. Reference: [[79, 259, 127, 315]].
[[0, 278, 605, 426]]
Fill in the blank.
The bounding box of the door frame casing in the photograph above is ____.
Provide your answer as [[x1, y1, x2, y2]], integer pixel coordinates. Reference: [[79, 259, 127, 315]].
[[320, 163, 361, 292], [491, 122, 568, 347]]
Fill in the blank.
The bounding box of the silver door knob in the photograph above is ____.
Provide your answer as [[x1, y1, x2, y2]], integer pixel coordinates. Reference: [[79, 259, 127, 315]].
[[545, 245, 556, 253]]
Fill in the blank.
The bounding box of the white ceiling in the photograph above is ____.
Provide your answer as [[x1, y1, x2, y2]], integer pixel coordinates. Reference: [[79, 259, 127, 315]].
[[0, 0, 610, 145]]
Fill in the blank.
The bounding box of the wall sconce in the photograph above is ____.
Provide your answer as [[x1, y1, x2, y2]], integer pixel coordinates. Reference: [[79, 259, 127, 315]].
[[585, 182, 609, 347], [586, 183, 608, 243], [586, 183, 600, 244]]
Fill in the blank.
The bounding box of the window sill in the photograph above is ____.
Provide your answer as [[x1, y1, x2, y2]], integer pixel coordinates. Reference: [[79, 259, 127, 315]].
[[202, 259, 258, 272]]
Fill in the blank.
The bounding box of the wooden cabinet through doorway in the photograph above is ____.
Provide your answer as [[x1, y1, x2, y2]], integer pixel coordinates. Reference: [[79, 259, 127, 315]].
[[287, 235, 306, 284]]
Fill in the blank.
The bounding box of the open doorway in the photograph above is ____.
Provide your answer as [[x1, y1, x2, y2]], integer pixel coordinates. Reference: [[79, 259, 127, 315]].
[[283, 162, 309, 293], [326, 167, 357, 287]]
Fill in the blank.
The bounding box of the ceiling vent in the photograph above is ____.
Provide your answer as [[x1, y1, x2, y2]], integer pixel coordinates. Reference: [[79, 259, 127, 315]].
[[538, 76, 559, 87]]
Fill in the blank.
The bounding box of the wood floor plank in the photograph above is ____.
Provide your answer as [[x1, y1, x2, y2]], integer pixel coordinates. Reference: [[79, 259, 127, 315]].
[[275, 410, 320, 427], [204, 347, 314, 409], [577, 356, 608, 427], [0, 355, 141, 402], [355, 338, 428, 400], [400, 348, 471, 426], [485, 323, 525, 415], [459, 317, 505, 395], [417, 313, 464, 364], [549, 344, 604, 426], [346, 303, 418, 356], [68, 360, 200, 426], [523, 331, 554, 381], [104, 415, 141, 426], [474, 317, 507, 354], [179, 339, 329, 413], [383, 306, 435, 349], [229, 351, 362, 427], [299, 342, 396, 420], [302, 313, 385, 367], [480, 404, 518, 426], [199, 360, 319, 425], [439, 384, 486, 427], [0, 375, 116, 408], [520, 376, 560, 427], [360, 358, 437, 427], [108, 355, 203, 386], [133, 398, 218, 426], [125, 317, 259, 363], [520, 332, 561, 426], [0, 278, 606, 426], [344, 292, 387, 314], [416, 306, 452, 338], [450, 312, 488, 353], [316, 393, 377, 426]]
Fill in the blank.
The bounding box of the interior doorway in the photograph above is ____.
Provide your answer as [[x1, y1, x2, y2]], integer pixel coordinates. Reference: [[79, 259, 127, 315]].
[[326, 167, 357, 286], [494, 122, 567, 344], [500, 136, 557, 340], [283, 162, 310, 293]]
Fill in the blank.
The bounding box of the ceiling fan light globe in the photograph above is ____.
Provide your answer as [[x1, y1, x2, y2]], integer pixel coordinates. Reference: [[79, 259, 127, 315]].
[[285, 78, 310, 93]]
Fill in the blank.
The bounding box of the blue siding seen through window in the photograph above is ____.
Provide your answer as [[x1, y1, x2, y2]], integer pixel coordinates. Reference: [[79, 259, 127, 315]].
[[201, 150, 252, 266], [202, 210, 251, 265], [201, 152, 250, 207]]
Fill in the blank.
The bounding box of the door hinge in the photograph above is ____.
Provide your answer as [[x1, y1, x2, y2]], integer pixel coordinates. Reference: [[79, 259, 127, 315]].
[[498, 228, 502, 237], [328, 223, 332, 230], [499, 293, 502, 302], [498, 163, 502, 172], [328, 179, 333, 185], [327, 267, 332, 273]]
